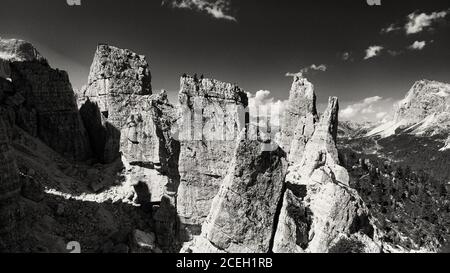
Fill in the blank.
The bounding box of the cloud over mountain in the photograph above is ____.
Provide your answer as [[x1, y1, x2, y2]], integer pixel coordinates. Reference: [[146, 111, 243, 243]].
[[247, 90, 287, 126], [286, 64, 327, 78], [162, 0, 237, 21], [340, 96, 394, 121]]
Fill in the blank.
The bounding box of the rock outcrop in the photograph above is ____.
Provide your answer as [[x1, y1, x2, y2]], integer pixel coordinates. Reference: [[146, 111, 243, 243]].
[[176, 75, 248, 239], [187, 135, 287, 253], [79, 45, 181, 250], [281, 75, 318, 158], [78, 44, 154, 163], [0, 37, 390, 254], [273, 97, 380, 253], [0, 38, 91, 161]]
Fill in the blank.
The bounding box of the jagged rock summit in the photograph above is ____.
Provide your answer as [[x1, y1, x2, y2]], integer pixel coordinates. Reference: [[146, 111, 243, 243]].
[[0, 37, 91, 161], [184, 76, 380, 253], [0, 38, 45, 62], [1, 38, 385, 253]]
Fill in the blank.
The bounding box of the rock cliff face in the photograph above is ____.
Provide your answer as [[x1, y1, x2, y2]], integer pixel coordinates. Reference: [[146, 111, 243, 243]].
[[281, 76, 318, 158], [176, 76, 248, 239], [80, 45, 181, 202], [182, 77, 379, 253], [78, 44, 155, 163], [0, 38, 91, 161], [395, 80, 450, 124], [0, 38, 391, 253], [187, 135, 287, 253], [367, 80, 450, 138], [274, 97, 379, 253]]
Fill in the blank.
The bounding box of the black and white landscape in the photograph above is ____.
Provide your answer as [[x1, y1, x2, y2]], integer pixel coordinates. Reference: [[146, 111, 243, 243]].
[[0, 0, 449, 253]]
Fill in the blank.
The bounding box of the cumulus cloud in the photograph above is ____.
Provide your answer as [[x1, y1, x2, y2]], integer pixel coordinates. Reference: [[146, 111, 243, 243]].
[[162, 0, 237, 21], [408, 40, 427, 50], [364, 46, 384, 60], [286, 64, 327, 78], [340, 96, 383, 120], [405, 10, 449, 34], [247, 90, 287, 127]]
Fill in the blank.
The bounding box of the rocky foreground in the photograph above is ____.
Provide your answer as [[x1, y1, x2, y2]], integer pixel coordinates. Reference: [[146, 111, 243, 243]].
[[0, 38, 448, 253]]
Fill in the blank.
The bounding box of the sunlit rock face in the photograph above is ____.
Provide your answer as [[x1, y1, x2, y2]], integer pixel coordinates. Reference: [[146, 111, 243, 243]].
[[176, 75, 249, 240], [78, 44, 154, 163], [0, 38, 91, 161], [395, 80, 450, 124], [281, 76, 318, 162], [187, 136, 287, 253], [368, 80, 450, 138], [0, 38, 45, 62], [274, 97, 380, 253]]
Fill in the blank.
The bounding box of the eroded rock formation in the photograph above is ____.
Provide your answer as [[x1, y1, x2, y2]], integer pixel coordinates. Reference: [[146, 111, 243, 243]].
[[176, 75, 248, 239], [186, 135, 287, 253], [281, 75, 318, 158], [0, 38, 91, 161], [79, 45, 179, 202], [1, 38, 389, 253], [273, 97, 379, 253]]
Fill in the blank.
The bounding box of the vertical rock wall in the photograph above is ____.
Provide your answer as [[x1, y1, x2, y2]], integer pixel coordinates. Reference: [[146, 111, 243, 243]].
[[0, 38, 91, 161], [176, 76, 248, 239]]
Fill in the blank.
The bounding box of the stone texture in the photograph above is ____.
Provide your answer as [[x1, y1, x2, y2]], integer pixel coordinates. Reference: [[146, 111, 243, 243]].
[[0, 38, 45, 62], [395, 80, 450, 124], [176, 75, 248, 239], [0, 38, 92, 161], [189, 136, 287, 253], [78, 44, 153, 163], [281, 75, 318, 156], [273, 97, 380, 253]]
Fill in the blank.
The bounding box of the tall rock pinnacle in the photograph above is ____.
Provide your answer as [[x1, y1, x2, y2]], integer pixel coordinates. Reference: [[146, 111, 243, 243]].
[[186, 135, 287, 253], [281, 75, 318, 162], [273, 97, 380, 253], [176, 75, 249, 241], [79, 44, 168, 164]]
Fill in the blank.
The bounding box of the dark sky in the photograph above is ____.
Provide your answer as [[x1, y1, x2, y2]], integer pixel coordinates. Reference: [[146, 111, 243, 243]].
[[1, 0, 449, 121]]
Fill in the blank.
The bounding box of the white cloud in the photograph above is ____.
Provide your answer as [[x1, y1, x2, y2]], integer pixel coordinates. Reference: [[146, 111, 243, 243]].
[[364, 46, 384, 60], [247, 90, 287, 127], [408, 40, 427, 50], [340, 96, 383, 120], [405, 10, 449, 34], [381, 23, 402, 34], [286, 64, 327, 78], [162, 0, 237, 21]]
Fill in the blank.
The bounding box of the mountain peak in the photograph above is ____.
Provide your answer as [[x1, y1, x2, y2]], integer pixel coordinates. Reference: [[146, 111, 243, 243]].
[[0, 37, 45, 63]]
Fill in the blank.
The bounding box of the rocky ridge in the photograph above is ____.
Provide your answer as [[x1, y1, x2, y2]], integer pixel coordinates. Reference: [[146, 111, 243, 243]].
[[2, 38, 442, 253]]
